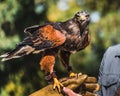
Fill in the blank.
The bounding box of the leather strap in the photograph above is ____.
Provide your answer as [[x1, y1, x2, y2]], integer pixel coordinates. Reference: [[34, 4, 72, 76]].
[[45, 71, 57, 81]]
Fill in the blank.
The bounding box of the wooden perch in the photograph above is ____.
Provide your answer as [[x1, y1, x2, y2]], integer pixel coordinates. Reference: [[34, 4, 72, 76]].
[[29, 74, 99, 96]]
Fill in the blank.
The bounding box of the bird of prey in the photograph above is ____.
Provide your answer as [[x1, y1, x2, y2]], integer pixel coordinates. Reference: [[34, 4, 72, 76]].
[[0, 10, 90, 92]]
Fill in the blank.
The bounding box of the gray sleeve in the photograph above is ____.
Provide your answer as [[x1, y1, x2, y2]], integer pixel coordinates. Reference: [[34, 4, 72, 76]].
[[97, 48, 108, 95], [97, 53, 106, 95], [98, 51, 107, 84]]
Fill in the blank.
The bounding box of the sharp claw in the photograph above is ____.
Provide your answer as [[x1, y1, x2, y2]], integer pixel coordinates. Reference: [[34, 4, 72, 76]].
[[69, 71, 76, 77], [57, 85, 60, 93], [60, 83, 64, 88], [53, 83, 56, 89], [53, 78, 63, 93], [53, 86, 56, 90]]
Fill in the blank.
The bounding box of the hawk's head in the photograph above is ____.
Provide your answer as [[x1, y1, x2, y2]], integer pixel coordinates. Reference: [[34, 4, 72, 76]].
[[75, 10, 90, 27]]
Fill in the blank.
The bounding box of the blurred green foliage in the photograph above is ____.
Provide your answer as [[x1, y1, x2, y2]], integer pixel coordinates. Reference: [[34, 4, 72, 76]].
[[0, 0, 120, 96]]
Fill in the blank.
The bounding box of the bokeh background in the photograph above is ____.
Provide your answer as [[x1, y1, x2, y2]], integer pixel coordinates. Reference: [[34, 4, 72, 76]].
[[0, 0, 120, 96]]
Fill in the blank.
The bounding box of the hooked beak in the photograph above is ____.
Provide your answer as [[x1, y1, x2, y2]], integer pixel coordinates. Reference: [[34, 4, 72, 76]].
[[79, 15, 87, 21]]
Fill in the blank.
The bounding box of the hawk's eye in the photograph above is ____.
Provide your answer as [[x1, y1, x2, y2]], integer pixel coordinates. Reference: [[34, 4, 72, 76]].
[[75, 12, 81, 17], [85, 15, 89, 18]]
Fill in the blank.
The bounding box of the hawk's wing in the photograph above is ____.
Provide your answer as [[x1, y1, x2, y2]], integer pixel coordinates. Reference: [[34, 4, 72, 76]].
[[0, 24, 66, 61], [24, 24, 66, 50]]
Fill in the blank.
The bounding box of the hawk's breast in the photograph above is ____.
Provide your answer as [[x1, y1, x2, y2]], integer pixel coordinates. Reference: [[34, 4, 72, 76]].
[[61, 34, 81, 52]]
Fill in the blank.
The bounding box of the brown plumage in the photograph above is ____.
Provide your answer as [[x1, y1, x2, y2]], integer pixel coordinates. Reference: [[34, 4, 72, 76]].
[[0, 10, 90, 92]]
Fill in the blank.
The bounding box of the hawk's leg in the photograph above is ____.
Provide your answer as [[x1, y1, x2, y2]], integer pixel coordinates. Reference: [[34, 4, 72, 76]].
[[59, 50, 76, 77], [40, 50, 63, 92]]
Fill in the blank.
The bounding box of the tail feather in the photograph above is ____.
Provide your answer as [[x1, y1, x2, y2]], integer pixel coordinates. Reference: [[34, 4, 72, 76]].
[[0, 45, 35, 61]]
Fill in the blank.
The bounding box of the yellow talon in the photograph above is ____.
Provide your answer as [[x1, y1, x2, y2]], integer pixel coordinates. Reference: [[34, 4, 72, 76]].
[[53, 78, 63, 93], [69, 71, 76, 77]]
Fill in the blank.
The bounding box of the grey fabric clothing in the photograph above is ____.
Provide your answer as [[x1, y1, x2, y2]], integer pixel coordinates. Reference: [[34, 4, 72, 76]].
[[97, 44, 120, 96]]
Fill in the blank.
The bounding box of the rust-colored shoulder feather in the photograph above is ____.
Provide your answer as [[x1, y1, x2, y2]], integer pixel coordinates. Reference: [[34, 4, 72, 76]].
[[30, 25, 66, 48]]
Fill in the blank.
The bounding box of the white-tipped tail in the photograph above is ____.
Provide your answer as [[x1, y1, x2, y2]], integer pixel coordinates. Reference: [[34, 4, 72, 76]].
[[0, 45, 35, 61], [0, 53, 9, 58]]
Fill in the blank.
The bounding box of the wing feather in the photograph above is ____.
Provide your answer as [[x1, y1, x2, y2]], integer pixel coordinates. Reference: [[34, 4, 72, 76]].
[[24, 25, 41, 35], [30, 24, 66, 50]]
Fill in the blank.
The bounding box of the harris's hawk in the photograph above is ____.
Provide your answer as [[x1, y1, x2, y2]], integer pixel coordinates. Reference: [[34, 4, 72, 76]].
[[1, 10, 90, 92]]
